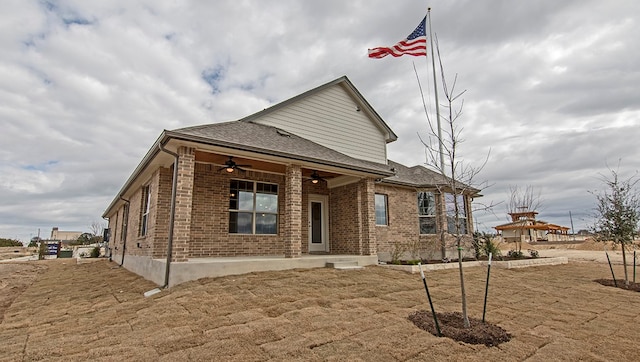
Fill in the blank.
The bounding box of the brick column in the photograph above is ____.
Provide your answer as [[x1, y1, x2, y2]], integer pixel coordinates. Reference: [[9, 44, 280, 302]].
[[465, 195, 474, 234], [360, 178, 377, 256], [284, 164, 302, 258], [172, 146, 195, 262]]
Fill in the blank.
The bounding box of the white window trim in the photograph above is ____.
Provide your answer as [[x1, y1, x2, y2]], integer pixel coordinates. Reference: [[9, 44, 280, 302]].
[[418, 191, 437, 235], [229, 179, 279, 235], [375, 193, 388, 226], [140, 184, 151, 236]]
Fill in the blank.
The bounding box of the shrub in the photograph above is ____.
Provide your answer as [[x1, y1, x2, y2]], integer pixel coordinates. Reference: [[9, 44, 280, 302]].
[[507, 249, 524, 259], [390, 242, 406, 265], [472, 232, 502, 259], [90, 247, 100, 258], [528, 249, 539, 258]]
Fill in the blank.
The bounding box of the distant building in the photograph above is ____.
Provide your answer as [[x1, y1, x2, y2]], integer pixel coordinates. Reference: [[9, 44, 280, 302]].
[[50, 227, 83, 245], [494, 211, 570, 243]]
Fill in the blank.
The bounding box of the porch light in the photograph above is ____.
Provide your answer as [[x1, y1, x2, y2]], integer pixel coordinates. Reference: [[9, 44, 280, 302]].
[[310, 171, 321, 184], [225, 166, 235, 173]]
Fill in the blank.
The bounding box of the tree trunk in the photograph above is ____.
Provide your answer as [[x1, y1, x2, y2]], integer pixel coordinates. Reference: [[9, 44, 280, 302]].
[[456, 235, 470, 327], [622, 242, 629, 287]]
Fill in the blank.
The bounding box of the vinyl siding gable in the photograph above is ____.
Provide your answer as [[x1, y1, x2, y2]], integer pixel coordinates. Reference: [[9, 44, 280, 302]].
[[251, 84, 388, 164]]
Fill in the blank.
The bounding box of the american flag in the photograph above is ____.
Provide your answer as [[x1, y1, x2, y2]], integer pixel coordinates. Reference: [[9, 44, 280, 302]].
[[368, 17, 427, 58]]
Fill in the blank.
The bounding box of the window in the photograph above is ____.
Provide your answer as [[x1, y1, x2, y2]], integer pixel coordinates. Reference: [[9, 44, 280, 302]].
[[375, 194, 388, 226], [418, 191, 437, 234], [140, 185, 151, 236], [229, 180, 278, 234], [445, 193, 467, 234]]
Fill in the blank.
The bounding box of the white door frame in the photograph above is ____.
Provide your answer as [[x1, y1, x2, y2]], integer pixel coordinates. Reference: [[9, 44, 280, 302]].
[[308, 194, 329, 252]]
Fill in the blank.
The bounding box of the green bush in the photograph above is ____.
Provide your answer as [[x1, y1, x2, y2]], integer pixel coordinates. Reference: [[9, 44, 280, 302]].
[[528, 249, 539, 258], [472, 232, 502, 259], [90, 247, 100, 258], [507, 249, 524, 259]]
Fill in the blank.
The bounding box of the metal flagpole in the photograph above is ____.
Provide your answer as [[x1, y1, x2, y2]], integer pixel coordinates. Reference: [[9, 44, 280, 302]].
[[428, 8, 447, 260], [427, 8, 444, 174]]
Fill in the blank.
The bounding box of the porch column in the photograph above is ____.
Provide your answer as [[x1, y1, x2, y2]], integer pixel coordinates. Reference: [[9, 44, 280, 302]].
[[284, 164, 302, 258], [359, 178, 377, 256], [172, 146, 195, 262], [465, 195, 474, 234]]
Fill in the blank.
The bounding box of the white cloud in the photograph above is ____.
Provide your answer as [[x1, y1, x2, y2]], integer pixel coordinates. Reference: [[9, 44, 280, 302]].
[[1, 0, 639, 242]]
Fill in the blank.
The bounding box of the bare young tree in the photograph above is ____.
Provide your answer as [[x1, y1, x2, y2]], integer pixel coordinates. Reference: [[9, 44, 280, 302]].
[[506, 185, 543, 252], [507, 185, 543, 215], [89, 220, 106, 238], [416, 37, 490, 328], [590, 164, 640, 288]]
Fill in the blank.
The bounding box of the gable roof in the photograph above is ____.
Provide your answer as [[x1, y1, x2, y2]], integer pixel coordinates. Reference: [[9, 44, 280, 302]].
[[169, 121, 394, 175], [240, 76, 398, 143]]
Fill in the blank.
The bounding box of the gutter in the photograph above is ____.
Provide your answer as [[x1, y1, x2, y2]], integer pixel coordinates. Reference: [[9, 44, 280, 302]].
[[159, 142, 179, 289]]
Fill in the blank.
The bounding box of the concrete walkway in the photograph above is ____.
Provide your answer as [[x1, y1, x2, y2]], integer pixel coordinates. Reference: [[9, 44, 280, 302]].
[[537, 248, 635, 265]]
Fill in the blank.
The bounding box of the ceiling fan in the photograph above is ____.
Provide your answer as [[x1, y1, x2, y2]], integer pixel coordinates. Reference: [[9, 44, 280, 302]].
[[219, 157, 252, 173], [307, 170, 326, 184]]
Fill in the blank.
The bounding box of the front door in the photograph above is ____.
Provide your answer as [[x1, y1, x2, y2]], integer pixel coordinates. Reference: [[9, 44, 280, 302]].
[[308, 195, 328, 252]]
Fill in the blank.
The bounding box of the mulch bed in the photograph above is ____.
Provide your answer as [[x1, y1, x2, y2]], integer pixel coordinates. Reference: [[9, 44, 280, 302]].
[[595, 279, 640, 292], [408, 310, 511, 347]]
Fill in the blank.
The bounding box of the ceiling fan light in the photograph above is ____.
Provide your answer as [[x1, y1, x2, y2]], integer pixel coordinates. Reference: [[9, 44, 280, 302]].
[[225, 167, 235, 173], [311, 178, 319, 184]]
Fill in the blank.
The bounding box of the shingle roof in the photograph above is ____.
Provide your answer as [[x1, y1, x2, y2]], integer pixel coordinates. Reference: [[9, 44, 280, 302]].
[[380, 160, 481, 195], [169, 120, 394, 176]]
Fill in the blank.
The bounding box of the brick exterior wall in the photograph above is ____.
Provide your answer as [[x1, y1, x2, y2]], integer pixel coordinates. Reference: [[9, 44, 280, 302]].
[[328, 178, 376, 255], [172, 146, 195, 262], [283, 165, 302, 257], [152, 167, 172, 258], [374, 184, 474, 261], [106, 156, 477, 262], [360, 178, 377, 256], [189, 163, 287, 257]]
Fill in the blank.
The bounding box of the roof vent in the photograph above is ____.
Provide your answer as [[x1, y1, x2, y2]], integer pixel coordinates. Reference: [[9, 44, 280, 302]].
[[276, 129, 291, 137]]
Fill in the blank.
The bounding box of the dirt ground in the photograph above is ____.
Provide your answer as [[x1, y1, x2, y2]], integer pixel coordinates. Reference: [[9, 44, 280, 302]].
[[2, 246, 640, 361]]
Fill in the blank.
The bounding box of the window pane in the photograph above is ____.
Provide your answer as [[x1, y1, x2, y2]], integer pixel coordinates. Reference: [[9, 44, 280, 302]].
[[375, 194, 388, 226], [256, 193, 278, 212], [255, 213, 277, 234], [229, 212, 253, 234], [419, 216, 437, 234], [447, 216, 468, 234], [445, 193, 465, 217], [238, 191, 254, 211], [418, 192, 435, 216]]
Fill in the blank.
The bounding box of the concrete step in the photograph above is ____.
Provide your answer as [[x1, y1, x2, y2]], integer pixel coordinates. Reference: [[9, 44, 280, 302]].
[[326, 261, 363, 270]]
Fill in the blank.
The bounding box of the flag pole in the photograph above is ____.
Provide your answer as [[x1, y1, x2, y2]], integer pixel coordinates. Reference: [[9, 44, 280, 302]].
[[427, 8, 444, 175], [428, 8, 447, 260]]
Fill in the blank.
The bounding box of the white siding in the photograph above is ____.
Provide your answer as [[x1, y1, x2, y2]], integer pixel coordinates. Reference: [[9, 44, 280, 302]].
[[253, 85, 388, 164]]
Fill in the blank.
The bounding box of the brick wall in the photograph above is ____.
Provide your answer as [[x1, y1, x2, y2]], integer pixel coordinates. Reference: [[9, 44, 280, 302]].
[[329, 181, 362, 254], [283, 165, 302, 258], [152, 166, 172, 258], [374, 184, 474, 261], [172, 146, 195, 262], [189, 163, 287, 257]]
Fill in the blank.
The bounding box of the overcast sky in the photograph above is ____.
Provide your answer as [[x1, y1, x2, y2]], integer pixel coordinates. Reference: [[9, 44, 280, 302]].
[[1, 0, 639, 242]]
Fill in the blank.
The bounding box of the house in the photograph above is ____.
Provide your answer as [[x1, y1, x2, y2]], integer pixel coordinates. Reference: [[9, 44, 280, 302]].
[[102, 76, 480, 287], [50, 227, 83, 246], [494, 211, 571, 243]]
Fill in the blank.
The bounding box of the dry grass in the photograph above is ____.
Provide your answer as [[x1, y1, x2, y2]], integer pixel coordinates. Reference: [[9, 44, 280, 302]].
[[1, 257, 639, 361]]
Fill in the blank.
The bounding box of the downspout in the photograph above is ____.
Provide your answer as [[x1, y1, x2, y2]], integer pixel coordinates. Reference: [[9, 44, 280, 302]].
[[159, 142, 179, 289], [118, 196, 130, 266], [102, 216, 110, 261]]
